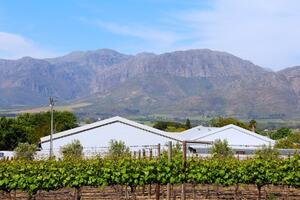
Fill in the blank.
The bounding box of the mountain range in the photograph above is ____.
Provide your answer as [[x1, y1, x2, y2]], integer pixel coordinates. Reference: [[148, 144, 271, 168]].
[[0, 49, 300, 119]]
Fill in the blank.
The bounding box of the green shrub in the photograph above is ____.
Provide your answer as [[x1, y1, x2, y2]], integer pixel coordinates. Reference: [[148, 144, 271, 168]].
[[254, 145, 279, 160], [60, 140, 83, 159], [275, 132, 300, 149], [271, 127, 292, 140], [210, 139, 233, 158], [13, 142, 37, 160], [108, 140, 130, 158]]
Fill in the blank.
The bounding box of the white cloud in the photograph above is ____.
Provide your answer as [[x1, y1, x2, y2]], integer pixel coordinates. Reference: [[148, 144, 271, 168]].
[[0, 32, 57, 59], [79, 17, 180, 50], [173, 0, 300, 70], [79, 1, 300, 69]]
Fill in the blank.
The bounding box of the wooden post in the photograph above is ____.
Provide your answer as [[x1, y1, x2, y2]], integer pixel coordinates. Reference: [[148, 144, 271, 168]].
[[156, 144, 161, 200], [138, 150, 141, 159], [148, 184, 151, 200], [142, 149, 146, 158], [148, 148, 153, 199], [133, 151, 137, 159], [193, 184, 196, 200], [149, 148, 153, 159], [125, 185, 129, 200], [157, 143, 161, 158], [167, 141, 172, 200], [74, 187, 81, 200], [181, 141, 187, 200], [168, 141, 172, 162], [142, 149, 146, 197]]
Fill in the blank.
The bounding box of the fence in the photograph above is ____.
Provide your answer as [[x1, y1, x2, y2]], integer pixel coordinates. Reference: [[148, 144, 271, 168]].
[[35, 144, 161, 159], [4, 141, 299, 160]]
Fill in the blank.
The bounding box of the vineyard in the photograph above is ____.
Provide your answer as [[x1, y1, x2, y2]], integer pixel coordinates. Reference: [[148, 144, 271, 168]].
[[0, 154, 300, 199]]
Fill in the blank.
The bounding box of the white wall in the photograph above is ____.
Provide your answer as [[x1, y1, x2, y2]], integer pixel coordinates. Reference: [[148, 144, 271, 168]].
[[40, 122, 177, 157], [0, 151, 14, 159]]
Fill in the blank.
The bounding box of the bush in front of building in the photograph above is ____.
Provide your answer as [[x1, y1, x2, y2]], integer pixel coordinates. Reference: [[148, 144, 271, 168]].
[[210, 139, 234, 158], [60, 139, 83, 159], [254, 145, 279, 160], [108, 139, 130, 158], [13, 142, 37, 160]]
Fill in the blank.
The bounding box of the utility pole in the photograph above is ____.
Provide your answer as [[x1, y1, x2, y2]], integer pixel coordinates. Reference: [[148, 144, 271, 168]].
[[49, 97, 55, 158]]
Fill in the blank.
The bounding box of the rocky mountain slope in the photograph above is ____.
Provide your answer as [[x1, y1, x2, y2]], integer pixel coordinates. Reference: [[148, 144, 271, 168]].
[[0, 49, 299, 119]]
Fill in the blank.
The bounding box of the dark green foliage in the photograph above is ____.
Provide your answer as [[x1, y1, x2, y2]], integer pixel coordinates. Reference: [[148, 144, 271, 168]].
[[271, 127, 292, 140], [185, 118, 191, 129], [209, 117, 250, 130], [0, 111, 77, 150], [0, 155, 300, 194], [60, 140, 83, 159], [153, 121, 187, 132], [0, 117, 28, 150]]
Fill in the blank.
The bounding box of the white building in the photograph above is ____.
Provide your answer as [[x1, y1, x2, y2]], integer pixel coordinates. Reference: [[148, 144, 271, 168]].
[[179, 124, 275, 155], [39, 116, 181, 158], [181, 124, 274, 147], [39, 116, 275, 157]]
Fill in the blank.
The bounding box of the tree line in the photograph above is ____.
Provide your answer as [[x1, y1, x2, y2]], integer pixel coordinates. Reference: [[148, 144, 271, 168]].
[[1, 112, 299, 151], [154, 117, 300, 149], [0, 111, 77, 150]]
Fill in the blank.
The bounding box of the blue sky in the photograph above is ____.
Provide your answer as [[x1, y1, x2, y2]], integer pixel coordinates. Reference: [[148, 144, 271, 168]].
[[1, 0, 300, 70]]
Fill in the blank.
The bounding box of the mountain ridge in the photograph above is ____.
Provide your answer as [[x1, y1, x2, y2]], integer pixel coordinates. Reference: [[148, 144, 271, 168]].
[[0, 49, 299, 119]]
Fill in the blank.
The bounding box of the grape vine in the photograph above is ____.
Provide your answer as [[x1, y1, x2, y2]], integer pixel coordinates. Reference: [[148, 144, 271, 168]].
[[0, 155, 299, 194]]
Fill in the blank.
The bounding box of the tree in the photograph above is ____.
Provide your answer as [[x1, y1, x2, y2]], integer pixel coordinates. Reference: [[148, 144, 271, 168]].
[[153, 120, 187, 132], [14, 143, 37, 160], [271, 127, 292, 140], [249, 119, 257, 132], [0, 117, 28, 150], [108, 140, 130, 158], [210, 139, 234, 158], [185, 118, 191, 129], [209, 117, 250, 130], [153, 121, 169, 130], [275, 132, 300, 149], [0, 111, 78, 150], [60, 140, 83, 159]]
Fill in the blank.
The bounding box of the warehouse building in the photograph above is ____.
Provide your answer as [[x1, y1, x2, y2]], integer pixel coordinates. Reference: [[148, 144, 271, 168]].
[[39, 116, 275, 158], [39, 116, 181, 158]]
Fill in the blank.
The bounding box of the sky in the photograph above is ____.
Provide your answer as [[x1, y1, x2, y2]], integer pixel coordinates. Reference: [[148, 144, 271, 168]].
[[1, 0, 300, 70]]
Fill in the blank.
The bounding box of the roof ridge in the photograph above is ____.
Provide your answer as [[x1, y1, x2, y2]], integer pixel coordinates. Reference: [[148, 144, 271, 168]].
[[192, 124, 274, 143], [40, 116, 181, 143]]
